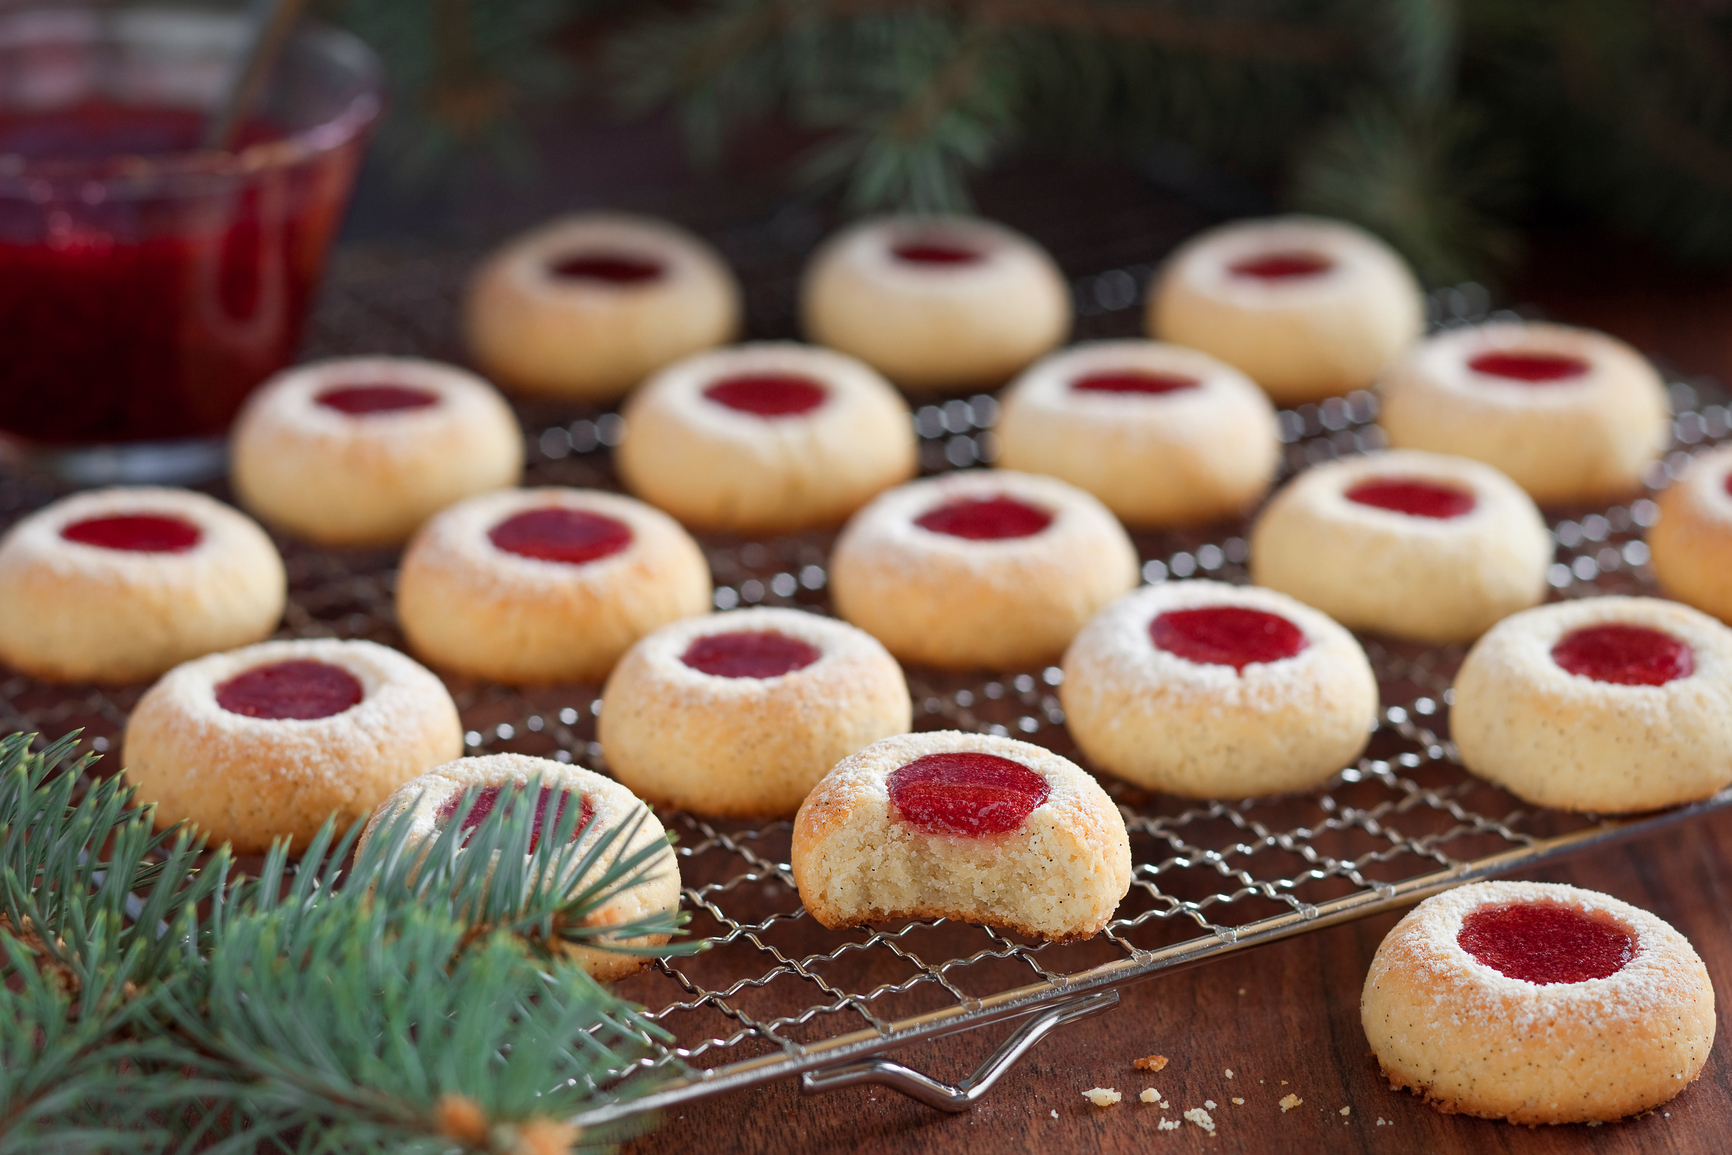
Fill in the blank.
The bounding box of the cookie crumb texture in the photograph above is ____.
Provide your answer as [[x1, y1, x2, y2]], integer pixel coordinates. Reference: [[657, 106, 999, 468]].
[[1361, 880, 1716, 1124], [1082, 1087, 1121, 1107], [1133, 1054, 1169, 1071], [1279, 1094, 1303, 1112]]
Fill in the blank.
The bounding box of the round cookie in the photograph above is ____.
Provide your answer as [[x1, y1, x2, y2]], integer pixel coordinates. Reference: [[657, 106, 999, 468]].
[[799, 215, 1070, 393], [1147, 215, 1424, 404], [616, 342, 916, 533], [0, 487, 285, 683], [1061, 581, 1378, 797], [464, 212, 742, 402], [358, 753, 681, 982], [231, 356, 523, 547], [600, 608, 911, 819], [1363, 880, 1714, 1124], [1379, 321, 1670, 505], [996, 340, 1280, 527], [122, 638, 462, 855], [1652, 443, 1732, 623], [790, 731, 1131, 942], [1450, 596, 1732, 813], [1248, 449, 1552, 644], [829, 470, 1139, 669], [396, 488, 712, 685]]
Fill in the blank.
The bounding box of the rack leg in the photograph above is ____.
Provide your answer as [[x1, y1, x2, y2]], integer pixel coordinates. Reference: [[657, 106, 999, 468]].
[[798, 989, 1120, 1113]]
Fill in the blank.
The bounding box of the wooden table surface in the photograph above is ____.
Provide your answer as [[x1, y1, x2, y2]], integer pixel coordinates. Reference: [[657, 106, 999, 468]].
[[604, 222, 1732, 1154]]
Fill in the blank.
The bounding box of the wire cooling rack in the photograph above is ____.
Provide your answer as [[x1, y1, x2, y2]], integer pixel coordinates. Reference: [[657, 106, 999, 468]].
[[4, 244, 1732, 1122]]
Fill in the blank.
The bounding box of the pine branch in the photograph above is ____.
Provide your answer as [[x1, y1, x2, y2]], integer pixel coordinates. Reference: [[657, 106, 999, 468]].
[[1, 732, 688, 1151]]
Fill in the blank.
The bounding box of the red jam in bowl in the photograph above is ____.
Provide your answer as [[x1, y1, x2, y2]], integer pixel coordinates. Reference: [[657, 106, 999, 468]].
[[1466, 351, 1590, 383], [488, 508, 633, 565], [1151, 606, 1308, 671], [315, 383, 440, 415], [548, 252, 664, 284], [1071, 370, 1200, 396], [60, 514, 202, 553], [215, 660, 363, 720], [1551, 624, 1694, 686], [887, 752, 1051, 837], [914, 496, 1053, 541], [703, 373, 828, 417], [681, 631, 822, 678], [437, 784, 595, 852], [1228, 252, 1334, 280], [1344, 478, 1477, 520], [1457, 902, 1635, 984], [0, 103, 352, 444], [891, 241, 982, 265]]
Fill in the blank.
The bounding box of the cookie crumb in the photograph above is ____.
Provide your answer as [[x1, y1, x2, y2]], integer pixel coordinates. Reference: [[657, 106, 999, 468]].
[[1140, 1089, 1159, 1104], [1134, 1055, 1169, 1071], [1157, 1118, 1181, 1131], [1279, 1093, 1303, 1113], [1339, 1106, 1351, 1117], [1050, 1110, 1058, 1119], [1083, 1088, 1121, 1107], [1224, 1068, 1234, 1079], [1183, 1107, 1216, 1134], [1279, 1079, 1289, 1085], [1376, 1118, 1386, 1126], [1205, 1099, 1216, 1109], [1231, 1097, 1245, 1106]]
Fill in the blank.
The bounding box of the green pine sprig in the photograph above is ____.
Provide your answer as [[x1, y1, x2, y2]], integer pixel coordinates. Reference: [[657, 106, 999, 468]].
[[0, 731, 691, 1154]]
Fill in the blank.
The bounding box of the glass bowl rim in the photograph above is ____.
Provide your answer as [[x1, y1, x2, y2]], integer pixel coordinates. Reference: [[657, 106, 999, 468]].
[[0, 6, 384, 193]]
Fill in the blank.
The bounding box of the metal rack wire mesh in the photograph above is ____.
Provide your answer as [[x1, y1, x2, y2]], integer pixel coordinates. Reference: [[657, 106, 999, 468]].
[[4, 244, 1731, 1120]]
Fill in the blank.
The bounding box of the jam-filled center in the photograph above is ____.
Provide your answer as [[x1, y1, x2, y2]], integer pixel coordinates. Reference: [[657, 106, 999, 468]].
[[548, 251, 665, 284], [1467, 351, 1590, 384], [1725, 469, 1732, 499], [891, 240, 983, 266], [436, 784, 595, 853], [1071, 370, 1201, 396], [1457, 902, 1636, 985], [215, 660, 364, 721], [703, 373, 829, 418], [488, 508, 634, 565], [887, 752, 1051, 837], [681, 631, 822, 678], [1552, 623, 1694, 686], [315, 383, 441, 415], [1151, 606, 1309, 672], [1345, 478, 1477, 520], [61, 514, 203, 554], [1228, 252, 1334, 280], [914, 496, 1054, 541]]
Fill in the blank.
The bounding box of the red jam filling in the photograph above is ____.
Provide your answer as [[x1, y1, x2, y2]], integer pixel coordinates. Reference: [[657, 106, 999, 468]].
[[488, 508, 633, 565], [1151, 606, 1308, 671], [1551, 623, 1694, 686], [436, 784, 595, 853], [314, 383, 440, 415], [1466, 351, 1590, 383], [548, 252, 664, 284], [681, 631, 822, 678], [1071, 370, 1201, 396], [914, 496, 1054, 541], [61, 514, 202, 553], [1457, 902, 1635, 985], [891, 241, 982, 265], [215, 660, 363, 720], [887, 752, 1051, 837], [1228, 252, 1334, 280], [1726, 469, 1732, 499], [703, 373, 828, 417], [1344, 478, 1477, 520]]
